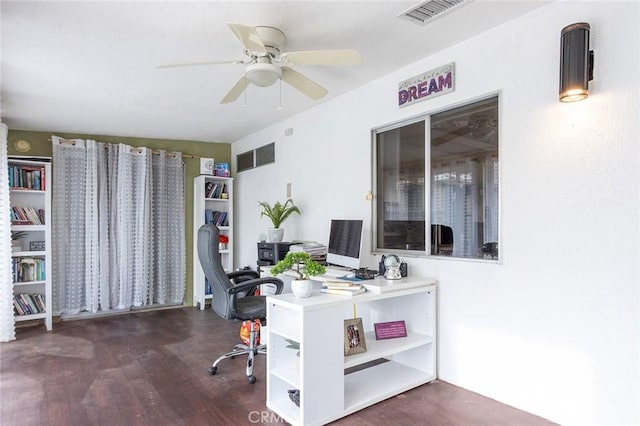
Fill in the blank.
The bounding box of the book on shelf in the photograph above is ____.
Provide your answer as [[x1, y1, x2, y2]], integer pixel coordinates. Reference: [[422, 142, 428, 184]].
[[322, 281, 363, 289], [320, 281, 366, 296], [320, 286, 366, 296], [205, 181, 214, 197], [13, 296, 26, 315], [204, 209, 228, 227], [9, 165, 46, 190], [204, 182, 227, 199], [12, 257, 46, 282], [13, 293, 46, 315], [11, 206, 45, 225]]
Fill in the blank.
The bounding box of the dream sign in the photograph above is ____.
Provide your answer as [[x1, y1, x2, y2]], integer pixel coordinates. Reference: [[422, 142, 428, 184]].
[[398, 62, 455, 108]]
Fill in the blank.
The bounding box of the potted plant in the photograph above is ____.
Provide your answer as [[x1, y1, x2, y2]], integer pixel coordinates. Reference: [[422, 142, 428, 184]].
[[270, 252, 326, 298], [258, 199, 300, 242]]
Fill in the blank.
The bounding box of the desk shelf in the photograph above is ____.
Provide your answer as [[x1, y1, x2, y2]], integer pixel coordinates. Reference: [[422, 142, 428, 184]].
[[266, 280, 437, 426], [344, 361, 433, 412], [343, 331, 432, 369]]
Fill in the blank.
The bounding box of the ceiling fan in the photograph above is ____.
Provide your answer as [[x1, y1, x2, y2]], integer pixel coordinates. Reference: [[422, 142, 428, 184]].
[[158, 23, 362, 104], [431, 115, 498, 147]]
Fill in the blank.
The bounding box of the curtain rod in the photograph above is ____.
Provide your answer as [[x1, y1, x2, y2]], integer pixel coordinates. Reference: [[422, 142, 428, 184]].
[[48, 137, 201, 159]]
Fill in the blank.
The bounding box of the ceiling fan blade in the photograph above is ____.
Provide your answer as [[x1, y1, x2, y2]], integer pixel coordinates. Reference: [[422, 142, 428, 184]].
[[226, 23, 266, 53], [220, 76, 250, 104], [281, 49, 362, 66], [431, 127, 468, 146], [281, 67, 328, 100], [157, 60, 243, 69]]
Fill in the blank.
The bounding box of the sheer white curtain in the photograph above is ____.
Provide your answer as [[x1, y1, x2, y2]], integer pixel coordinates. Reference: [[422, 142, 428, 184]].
[[0, 123, 15, 341], [431, 155, 499, 257], [52, 137, 185, 316]]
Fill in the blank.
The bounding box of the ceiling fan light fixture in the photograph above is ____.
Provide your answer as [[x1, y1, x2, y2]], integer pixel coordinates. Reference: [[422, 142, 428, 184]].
[[246, 63, 282, 87]]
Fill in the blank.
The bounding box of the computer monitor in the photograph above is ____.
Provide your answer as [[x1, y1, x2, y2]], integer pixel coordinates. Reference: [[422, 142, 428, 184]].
[[326, 219, 363, 270]]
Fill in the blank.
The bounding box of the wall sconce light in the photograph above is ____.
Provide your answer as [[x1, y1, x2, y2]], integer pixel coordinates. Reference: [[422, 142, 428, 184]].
[[559, 22, 594, 102]]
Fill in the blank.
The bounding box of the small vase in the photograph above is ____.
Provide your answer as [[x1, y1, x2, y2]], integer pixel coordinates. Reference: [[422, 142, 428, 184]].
[[11, 240, 22, 252], [268, 228, 284, 242], [291, 279, 313, 298]]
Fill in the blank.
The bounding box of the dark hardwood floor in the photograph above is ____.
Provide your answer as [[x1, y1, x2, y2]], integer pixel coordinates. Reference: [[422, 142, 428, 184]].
[[1, 307, 555, 426]]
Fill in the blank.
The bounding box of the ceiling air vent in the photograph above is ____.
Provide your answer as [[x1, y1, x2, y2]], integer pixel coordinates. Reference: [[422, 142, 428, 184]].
[[398, 0, 469, 25]]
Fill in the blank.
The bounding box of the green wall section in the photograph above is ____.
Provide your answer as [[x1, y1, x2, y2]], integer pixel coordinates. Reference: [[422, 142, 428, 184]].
[[7, 129, 232, 308]]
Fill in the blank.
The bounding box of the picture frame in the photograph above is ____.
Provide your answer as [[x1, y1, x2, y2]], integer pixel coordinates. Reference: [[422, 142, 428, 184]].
[[344, 318, 367, 356], [200, 158, 215, 175], [29, 241, 45, 251]]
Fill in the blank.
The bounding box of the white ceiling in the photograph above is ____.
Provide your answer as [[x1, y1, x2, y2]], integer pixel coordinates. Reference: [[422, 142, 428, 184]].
[[0, 1, 547, 143]]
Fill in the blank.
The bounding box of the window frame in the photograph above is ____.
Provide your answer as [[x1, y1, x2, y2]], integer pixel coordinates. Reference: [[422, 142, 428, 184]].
[[371, 93, 501, 262], [236, 142, 276, 173], [372, 115, 427, 258]]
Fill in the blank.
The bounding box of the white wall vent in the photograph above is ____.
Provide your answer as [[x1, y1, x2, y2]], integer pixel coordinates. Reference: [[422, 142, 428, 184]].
[[398, 0, 469, 25]]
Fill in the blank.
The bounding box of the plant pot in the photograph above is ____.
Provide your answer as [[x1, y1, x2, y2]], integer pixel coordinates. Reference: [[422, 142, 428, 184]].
[[268, 228, 284, 242], [11, 240, 22, 252], [291, 279, 313, 298]]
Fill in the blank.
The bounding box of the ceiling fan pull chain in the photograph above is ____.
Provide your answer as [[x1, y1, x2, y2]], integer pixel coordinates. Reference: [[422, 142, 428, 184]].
[[278, 78, 283, 111]]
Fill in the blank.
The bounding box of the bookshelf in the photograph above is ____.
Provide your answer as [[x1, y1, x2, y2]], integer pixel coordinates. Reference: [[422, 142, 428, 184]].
[[9, 157, 52, 330], [193, 175, 233, 310]]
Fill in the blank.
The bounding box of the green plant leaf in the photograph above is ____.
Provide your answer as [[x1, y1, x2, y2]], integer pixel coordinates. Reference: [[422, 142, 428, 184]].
[[258, 199, 300, 228], [11, 231, 28, 240], [270, 251, 326, 280]]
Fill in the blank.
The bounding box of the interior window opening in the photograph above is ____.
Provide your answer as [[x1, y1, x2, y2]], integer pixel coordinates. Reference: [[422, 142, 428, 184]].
[[373, 95, 499, 261]]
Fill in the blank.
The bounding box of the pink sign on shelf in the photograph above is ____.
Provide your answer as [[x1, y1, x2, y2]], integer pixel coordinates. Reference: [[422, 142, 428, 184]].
[[374, 320, 407, 340]]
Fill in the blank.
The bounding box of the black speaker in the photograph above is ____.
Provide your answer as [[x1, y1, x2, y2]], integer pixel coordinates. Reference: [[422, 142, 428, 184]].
[[400, 262, 408, 278]]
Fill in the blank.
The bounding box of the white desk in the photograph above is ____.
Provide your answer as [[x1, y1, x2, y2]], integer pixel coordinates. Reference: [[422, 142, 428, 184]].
[[265, 278, 437, 426], [259, 265, 352, 294]]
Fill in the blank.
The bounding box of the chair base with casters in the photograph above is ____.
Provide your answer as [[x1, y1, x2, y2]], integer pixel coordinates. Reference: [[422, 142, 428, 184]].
[[197, 223, 284, 384], [208, 320, 264, 384]]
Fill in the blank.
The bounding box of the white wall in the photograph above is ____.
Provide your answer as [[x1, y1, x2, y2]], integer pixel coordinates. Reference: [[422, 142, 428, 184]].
[[232, 2, 639, 425]]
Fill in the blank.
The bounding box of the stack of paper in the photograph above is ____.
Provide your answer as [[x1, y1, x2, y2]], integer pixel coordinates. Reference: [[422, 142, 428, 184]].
[[289, 242, 327, 262], [290, 242, 327, 255], [320, 281, 366, 297]]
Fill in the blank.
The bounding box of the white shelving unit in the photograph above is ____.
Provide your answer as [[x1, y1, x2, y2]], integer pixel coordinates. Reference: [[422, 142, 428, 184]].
[[9, 158, 52, 331], [192, 175, 233, 310], [266, 279, 436, 425]]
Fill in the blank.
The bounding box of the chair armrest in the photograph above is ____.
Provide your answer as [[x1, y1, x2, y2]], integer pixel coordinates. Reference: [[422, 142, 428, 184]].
[[227, 277, 284, 296], [227, 270, 260, 281]]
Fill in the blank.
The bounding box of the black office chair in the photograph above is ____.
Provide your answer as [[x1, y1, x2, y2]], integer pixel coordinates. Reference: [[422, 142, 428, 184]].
[[197, 223, 284, 384], [431, 224, 454, 255]]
